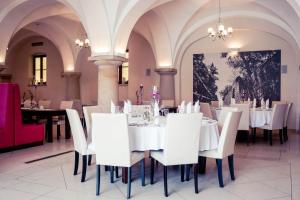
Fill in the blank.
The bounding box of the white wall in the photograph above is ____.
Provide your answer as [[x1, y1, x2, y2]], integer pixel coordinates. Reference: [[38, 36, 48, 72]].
[[177, 29, 300, 129], [6, 36, 66, 108]]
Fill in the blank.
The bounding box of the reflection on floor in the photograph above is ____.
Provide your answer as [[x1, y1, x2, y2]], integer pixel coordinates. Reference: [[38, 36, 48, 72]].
[[0, 130, 299, 200]]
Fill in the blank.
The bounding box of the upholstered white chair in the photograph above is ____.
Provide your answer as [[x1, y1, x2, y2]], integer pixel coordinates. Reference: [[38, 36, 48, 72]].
[[199, 111, 242, 187], [200, 102, 213, 119], [271, 101, 285, 107], [211, 101, 219, 108], [66, 109, 94, 182], [23, 99, 37, 108], [54, 100, 73, 139], [150, 113, 203, 197], [283, 103, 292, 141], [92, 113, 145, 199], [161, 99, 175, 107], [260, 104, 287, 145], [232, 103, 250, 145], [218, 107, 238, 131], [38, 100, 51, 109]]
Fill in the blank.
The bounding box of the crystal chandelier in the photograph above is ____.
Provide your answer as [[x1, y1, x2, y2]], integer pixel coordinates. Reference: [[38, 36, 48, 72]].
[[75, 37, 90, 48], [208, 0, 233, 41]]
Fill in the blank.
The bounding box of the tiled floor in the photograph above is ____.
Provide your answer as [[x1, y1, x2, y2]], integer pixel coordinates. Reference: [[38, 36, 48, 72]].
[[0, 130, 299, 200]]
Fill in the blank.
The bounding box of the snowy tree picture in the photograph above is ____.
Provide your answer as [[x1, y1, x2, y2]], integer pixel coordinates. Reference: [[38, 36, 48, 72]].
[[193, 50, 281, 104]]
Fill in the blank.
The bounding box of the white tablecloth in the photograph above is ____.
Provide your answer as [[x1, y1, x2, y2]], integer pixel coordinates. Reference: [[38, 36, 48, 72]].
[[250, 109, 272, 128], [128, 119, 219, 151]]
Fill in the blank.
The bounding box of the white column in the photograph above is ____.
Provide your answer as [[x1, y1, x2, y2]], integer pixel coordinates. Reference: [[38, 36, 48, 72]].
[[62, 72, 81, 100], [155, 68, 177, 101], [89, 55, 126, 110]]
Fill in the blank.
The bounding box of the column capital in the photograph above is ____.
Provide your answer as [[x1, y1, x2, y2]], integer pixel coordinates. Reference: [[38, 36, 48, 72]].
[[89, 55, 127, 68], [155, 68, 177, 75], [61, 71, 81, 78]]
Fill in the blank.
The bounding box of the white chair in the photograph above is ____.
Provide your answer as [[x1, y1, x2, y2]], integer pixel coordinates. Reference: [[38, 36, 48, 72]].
[[218, 107, 238, 131], [23, 99, 37, 108], [260, 104, 287, 145], [66, 109, 94, 182], [161, 99, 175, 107], [55, 100, 73, 139], [211, 101, 219, 108], [283, 103, 292, 141], [92, 113, 145, 199], [38, 100, 51, 109], [271, 101, 285, 107], [200, 102, 213, 119], [131, 105, 151, 116], [199, 111, 242, 187], [150, 113, 203, 197], [232, 103, 250, 145]]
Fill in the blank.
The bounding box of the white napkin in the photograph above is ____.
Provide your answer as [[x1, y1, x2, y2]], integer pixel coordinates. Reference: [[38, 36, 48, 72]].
[[219, 98, 223, 107], [154, 101, 160, 117], [266, 99, 269, 109], [123, 101, 128, 114], [194, 100, 200, 113], [186, 102, 192, 114], [261, 98, 265, 109], [231, 98, 236, 105], [111, 101, 116, 113], [253, 98, 256, 109], [179, 101, 185, 113], [248, 98, 251, 104], [127, 100, 132, 113]]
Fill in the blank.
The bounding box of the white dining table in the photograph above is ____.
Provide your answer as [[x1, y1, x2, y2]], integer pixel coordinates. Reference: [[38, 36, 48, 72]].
[[128, 116, 220, 151]]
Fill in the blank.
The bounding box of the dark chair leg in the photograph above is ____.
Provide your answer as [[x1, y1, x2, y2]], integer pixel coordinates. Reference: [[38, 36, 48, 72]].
[[246, 130, 250, 146], [279, 129, 283, 144], [268, 130, 273, 146], [57, 124, 61, 140], [164, 166, 168, 197], [198, 156, 207, 174], [263, 129, 268, 141], [115, 167, 119, 178], [284, 127, 288, 141], [127, 167, 132, 199], [252, 128, 257, 143], [216, 159, 224, 187], [88, 155, 92, 166], [180, 165, 185, 182], [228, 155, 235, 180], [186, 164, 192, 181], [140, 159, 145, 186], [194, 164, 199, 193], [81, 155, 87, 182], [110, 166, 114, 183], [96, 165, 101, 196], [150, 158, 154, 184], [155, 160, 159, 168], [73, 151, 79, 175]]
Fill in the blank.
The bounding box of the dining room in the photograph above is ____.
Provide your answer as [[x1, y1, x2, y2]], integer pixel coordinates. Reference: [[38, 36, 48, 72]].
[[0, 0, 300, 200]]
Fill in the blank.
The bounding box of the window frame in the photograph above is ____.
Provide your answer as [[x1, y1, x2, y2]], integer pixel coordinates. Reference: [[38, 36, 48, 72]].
[[32, 54, 47, 85]]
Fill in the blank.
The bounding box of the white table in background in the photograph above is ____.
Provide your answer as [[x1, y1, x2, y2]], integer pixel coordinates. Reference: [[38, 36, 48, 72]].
[[250, 108, 272, 128]]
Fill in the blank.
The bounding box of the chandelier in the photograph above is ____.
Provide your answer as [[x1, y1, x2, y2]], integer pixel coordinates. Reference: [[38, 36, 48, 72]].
[[75, 36, 90, 48], [208, 0, 233, 41]]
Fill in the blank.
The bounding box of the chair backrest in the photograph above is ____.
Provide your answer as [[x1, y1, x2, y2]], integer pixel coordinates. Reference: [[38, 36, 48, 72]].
[[231, 103, 250, 130], [272, 101, 285, 107], [200, 102, 213, 118], [131, 105, 151, 116], [38, 100, 51, 109], [60, 101, 73, 109], [164, 113, 203, 165], [284, 103, 292, 127], [92, 113, 131, 167], [271, 104, 287, 130], [161, 99, 175, 107], [211, 101, 219, 108], [66, 109, 88, 155], [23, 99, 36, 108], [218, 107, 238, 130], [83, 105, 104, 144], [218, 111, 242, 157]]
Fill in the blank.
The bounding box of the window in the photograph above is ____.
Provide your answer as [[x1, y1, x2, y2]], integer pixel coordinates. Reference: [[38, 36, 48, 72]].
[[118, 49, 129, 84], [33, 55, 47, 85]]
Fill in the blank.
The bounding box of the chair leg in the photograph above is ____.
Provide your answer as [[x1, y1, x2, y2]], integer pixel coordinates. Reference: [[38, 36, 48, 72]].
[[73, 151, 79, 175], [180, 165, 185, 182], [284, 127, 288, 141], [186, 164, 192, 181], [115, 167, 119, 178], [88, 155, 92, 166], [140, 159, 145, 186], [279, 129, 283, 144], [252, 128, 257, 143], [110, 166, 114, 183], [263, 129, 268, 141], [105, 166, 109, 171], [268, 130, 273, 146], [228, 155, 235, 181], [194, 164, 199, 193], [81, 155, 87, 182], [57, 124, 61, 140], [127, 167, 132, 199], [198, 156, 207, 174], [246, 130, 250, 146], [216, 159, 224, 187], [150, 158, 154, 184], [96, 165, 101, 196], [163, 166, 168, 197]]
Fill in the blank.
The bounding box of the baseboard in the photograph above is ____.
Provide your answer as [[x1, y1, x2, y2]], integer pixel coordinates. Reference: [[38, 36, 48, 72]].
[[0, 141, 44, 153]]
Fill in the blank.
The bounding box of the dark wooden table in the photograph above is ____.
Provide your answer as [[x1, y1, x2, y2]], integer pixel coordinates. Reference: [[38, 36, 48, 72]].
[[21, 108, 71, 142]]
